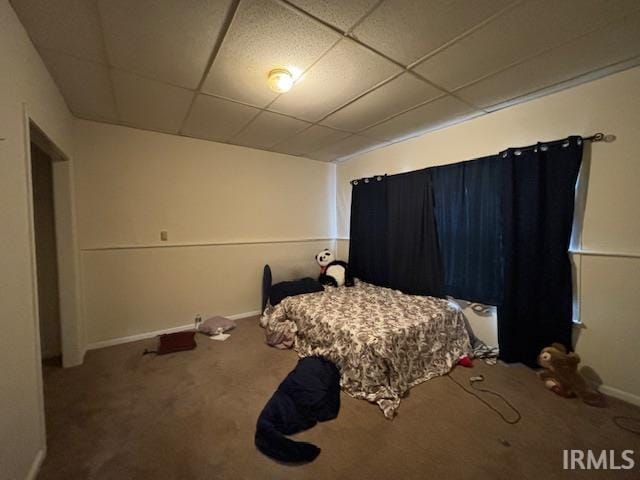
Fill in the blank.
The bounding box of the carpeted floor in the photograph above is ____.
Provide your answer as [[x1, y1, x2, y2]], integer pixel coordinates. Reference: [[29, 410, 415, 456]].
[[39, 317, 640, 479]]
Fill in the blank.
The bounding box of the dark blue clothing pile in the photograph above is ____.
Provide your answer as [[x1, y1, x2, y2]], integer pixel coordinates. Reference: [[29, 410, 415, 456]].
[[255, 356, 340, 463]]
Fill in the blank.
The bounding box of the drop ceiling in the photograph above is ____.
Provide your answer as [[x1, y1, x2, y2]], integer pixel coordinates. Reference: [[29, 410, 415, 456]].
[[11, 0, 640, 162]]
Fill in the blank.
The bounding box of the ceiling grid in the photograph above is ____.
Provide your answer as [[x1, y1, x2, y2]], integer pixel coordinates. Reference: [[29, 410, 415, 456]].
[[10, 0, 640, 161]]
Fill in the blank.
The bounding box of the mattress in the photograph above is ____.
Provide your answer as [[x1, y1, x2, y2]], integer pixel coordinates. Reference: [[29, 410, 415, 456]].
[[260, 280, 471, 418]]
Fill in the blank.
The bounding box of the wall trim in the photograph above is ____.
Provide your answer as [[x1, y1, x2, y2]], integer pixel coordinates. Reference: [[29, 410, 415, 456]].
[[599, 384, 640, 408], [85, 310, 260, 351], [81, 238, 335, 252], [570, 249, 640, 260], [26, 448, 46, 480]]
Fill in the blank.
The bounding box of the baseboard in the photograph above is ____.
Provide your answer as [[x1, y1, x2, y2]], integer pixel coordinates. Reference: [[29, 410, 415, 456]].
[[85, 310, 261, 351], [26, 448, 46, 480], [226, 310, 261, 321], [599, 384, 640, 407]]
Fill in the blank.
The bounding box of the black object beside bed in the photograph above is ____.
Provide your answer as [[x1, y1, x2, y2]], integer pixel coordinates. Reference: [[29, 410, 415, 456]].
[[261, 265, 272, 312], [261, 264, 323, 310]]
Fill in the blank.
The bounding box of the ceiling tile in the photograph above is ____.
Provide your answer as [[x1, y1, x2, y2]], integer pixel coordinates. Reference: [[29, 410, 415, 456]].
[[202, 0, 340, 107], [455, 11, 640, 109], [363, 95, 482, 141], [269, 38, 402, 122], [272, 125, 351, 156], [414, 0, 640, 91], [233, 111, 311, 149], [352, 0, 514, 66], [99, 0, 233, 89], [308, 134, 388, 162], [111, 69, 194, 133], [38, 49, 117, 121], [287, 0, 379, 32], [321, 73, 443, 132], [181, 94, 259, 143], [11, 0, 107, 63]]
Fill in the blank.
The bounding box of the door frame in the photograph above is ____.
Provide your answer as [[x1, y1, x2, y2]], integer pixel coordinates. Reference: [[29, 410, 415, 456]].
[[23, 105, 85, 372]]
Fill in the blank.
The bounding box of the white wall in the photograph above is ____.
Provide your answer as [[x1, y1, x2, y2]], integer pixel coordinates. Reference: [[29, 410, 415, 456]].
[[73, 120, 336, 345], [336, 67, 640, 404], [0, 1, 75, 478]]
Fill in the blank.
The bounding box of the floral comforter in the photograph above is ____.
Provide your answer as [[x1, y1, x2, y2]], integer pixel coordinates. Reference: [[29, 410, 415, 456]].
[[260, 280, 471, 418]]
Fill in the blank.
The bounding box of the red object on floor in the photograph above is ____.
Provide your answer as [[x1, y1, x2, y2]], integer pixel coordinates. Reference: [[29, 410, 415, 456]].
[[144, 331, 197, 355], [457, 355, 473, 368]]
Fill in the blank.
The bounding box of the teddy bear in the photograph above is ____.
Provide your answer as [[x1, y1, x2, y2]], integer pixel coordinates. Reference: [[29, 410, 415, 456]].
[[315, 249, 354, 288], [537, 343, 606, 407]]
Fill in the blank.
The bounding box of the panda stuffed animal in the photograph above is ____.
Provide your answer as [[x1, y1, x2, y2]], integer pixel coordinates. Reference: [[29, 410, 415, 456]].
[[315, 249, 354, 288]]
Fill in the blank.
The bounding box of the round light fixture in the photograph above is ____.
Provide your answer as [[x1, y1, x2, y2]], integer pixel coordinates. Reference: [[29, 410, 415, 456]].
[[268, 68, 294, 93]]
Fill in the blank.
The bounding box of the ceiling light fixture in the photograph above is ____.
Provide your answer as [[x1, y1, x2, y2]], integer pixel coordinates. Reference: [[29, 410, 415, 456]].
[[268, 68, 294, 93]]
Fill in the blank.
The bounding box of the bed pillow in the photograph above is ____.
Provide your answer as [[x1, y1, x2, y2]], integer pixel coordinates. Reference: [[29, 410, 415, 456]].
[[270, 278, 323, 306]]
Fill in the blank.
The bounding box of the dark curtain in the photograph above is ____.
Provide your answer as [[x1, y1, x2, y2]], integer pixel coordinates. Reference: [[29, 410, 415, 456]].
[[498, 137, 583, 366], [348, 136, 583, 366], [386, 170, 444, 296], [348, 176, 388, 287], [349, 172, 444, 297], [431, 156, 504, 305]]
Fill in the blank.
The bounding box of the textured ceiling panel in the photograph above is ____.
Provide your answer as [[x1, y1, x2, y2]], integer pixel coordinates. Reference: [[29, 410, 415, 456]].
[[352, 0, 514, 66], [364, 95, 481, 141], [99, 0, 232, 89], [287, 0, 379, 32], [39, 49, 117, 121], [269, 38, 401, 121], [233, 110, 311, 149], [202, 0, 340, 107], [11, 0, 107, 63], [414, 0, 640, 91], [111, 69, 194, 133], [456, 11, 640, 109], [321, 73, 443, 132], [181, 94, 259, 143], [272, 125, 351, 156], [308, 134, 387, 162], [13, 0, 640, 162]]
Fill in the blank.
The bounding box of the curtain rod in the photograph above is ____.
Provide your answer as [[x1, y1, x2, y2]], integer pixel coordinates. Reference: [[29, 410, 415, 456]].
[[351, 133, 612, 185], [584, 132, 606, 142]]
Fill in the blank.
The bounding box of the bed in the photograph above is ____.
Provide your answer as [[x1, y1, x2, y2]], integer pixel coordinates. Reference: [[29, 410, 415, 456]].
[[260, 271, 472, 418]]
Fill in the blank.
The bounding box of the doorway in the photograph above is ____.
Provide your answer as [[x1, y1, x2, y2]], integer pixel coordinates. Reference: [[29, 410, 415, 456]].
[[27, 119, 84, 369], [30, 142, 62, 363]]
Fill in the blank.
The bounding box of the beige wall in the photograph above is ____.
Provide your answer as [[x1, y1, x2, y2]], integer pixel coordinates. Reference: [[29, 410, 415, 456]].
[[336, 67, 640, 404], [0, 1, 75, 478], [73, 120, 336, 344]]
